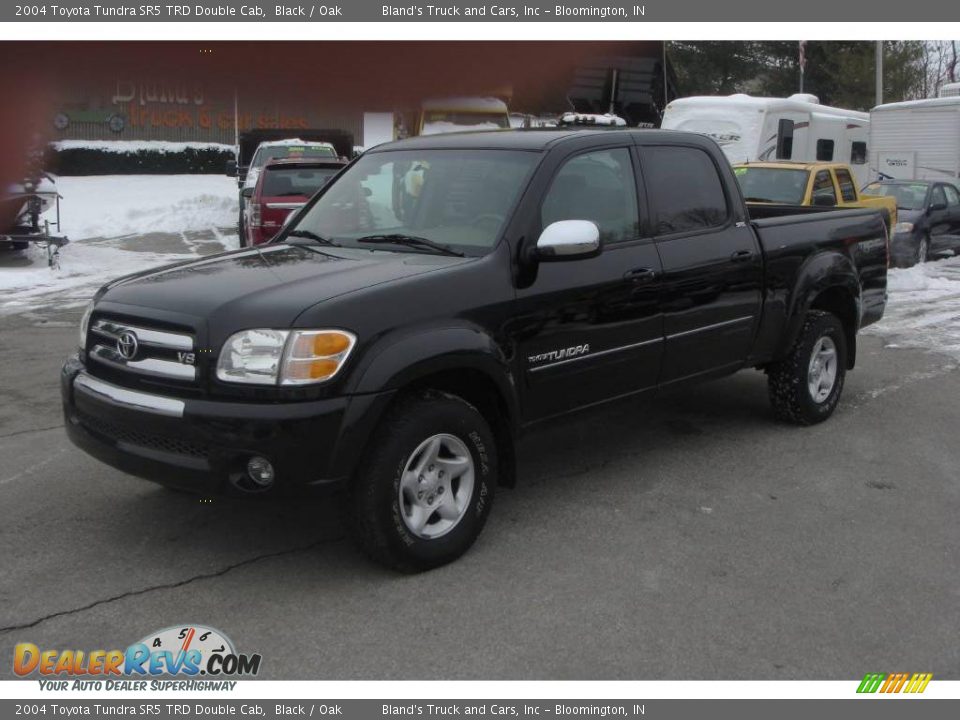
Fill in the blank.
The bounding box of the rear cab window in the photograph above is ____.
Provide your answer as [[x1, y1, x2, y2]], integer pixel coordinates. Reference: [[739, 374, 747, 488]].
[[644, 146, 729, 235], [931, 185, 948, 208], [835, 169, 857, 203], [811, 170, 838, 206], [262, 166, 341, 197]]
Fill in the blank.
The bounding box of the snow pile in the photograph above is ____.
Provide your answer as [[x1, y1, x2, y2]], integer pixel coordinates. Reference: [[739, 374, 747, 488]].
[[421, 97, 508, 112], [558, 112, 627, 127], [864, 256, 960, 360], [52, 140, 234, 154], [55, 174, 237, 240], [0, 175, 238, 314], [421, 121, 505, 136]]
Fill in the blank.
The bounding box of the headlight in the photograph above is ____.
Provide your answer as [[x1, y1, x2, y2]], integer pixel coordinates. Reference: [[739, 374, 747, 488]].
[[894, 222, 914, 234], [78, 300, 94, 350], [216, 329, 356, 386]]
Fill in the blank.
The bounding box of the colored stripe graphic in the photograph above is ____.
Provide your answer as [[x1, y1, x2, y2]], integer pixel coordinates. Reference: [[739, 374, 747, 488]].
[[857, 672, 932, 694], [905, 673, 933, 694], [857, 673, 885, 693]]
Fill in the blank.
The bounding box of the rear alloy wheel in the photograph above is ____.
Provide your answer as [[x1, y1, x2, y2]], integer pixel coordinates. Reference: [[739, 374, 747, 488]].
[[806, 336, 838, 403], [916, 237, 929, 265], [767, 310, 847, 425], [351, 393, 497, 572]]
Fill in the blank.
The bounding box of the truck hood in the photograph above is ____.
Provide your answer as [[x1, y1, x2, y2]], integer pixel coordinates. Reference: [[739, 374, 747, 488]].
[[97, 244, 471, 330]]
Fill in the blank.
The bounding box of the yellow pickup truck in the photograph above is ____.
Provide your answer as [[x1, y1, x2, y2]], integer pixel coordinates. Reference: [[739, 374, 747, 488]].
[[733, 161, 897, 231]]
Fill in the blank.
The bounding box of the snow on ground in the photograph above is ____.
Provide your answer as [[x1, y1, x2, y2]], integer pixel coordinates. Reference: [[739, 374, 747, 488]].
[[864, 255, 960, 361], [54, 174, 237, 240], [0, 175, 238, 315]]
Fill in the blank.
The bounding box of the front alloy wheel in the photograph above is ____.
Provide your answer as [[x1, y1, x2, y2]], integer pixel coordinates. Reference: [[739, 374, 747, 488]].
[[398, 433, 475, 539]]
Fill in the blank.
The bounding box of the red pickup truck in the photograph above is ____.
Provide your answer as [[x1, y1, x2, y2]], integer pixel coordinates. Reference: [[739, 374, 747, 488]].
[[243, 159, 347, 247]]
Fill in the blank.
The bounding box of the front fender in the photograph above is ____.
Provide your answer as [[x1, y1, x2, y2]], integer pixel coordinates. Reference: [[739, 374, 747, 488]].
[[347, 325, 513, 401], [325, 325, 520, 482]]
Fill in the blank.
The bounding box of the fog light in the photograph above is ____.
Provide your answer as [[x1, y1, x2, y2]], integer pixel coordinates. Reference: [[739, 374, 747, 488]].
[[246, 456, 275, 487]]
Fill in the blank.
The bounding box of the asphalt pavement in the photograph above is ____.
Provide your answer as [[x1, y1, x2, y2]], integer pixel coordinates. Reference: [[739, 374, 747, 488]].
[[1, 300, 958, 680]]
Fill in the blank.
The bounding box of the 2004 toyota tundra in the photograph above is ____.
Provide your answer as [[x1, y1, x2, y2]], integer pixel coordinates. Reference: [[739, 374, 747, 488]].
[[62, 129, 888, 571]]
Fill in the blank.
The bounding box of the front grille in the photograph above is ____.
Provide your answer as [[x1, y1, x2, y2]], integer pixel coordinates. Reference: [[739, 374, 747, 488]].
[[77, 409, 209, 459], [86, 316, 200, 391]]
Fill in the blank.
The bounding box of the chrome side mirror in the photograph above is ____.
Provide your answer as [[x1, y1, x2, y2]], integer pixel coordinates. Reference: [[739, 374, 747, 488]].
[[535, 220, 602, 261]]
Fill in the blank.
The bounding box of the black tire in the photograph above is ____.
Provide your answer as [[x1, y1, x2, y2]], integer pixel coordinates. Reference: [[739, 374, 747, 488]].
[[351, 392, 497, 572], [767, 310, 847, 426]]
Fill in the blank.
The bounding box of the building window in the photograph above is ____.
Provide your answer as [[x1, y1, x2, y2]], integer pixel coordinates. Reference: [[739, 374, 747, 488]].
[[816, 139, 835, 162], [851, 141, 867, 165], [776, 119, 795, 160]]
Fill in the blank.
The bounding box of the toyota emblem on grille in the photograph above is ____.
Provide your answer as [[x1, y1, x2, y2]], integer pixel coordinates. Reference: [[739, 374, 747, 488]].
[[117, 331, 139, 360]]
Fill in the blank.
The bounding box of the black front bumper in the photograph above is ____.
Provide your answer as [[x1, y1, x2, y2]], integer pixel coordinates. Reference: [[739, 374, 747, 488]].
[[61, 355, 388, 495]]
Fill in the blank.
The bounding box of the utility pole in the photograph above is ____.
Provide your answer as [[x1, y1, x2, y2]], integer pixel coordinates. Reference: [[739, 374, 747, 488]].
[[799, 41, 807, 93], [875, 41, 883, 107], [233, 89, 239, 150]]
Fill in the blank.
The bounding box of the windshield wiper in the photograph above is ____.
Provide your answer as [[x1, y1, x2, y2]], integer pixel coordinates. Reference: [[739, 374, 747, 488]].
[[356, 234, 465, 257], [284, 229, 338, 246], [743, 197, 775, 203]]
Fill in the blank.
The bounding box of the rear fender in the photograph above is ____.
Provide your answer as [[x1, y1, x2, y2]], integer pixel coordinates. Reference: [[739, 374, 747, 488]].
[[778, 252, 861, 367]]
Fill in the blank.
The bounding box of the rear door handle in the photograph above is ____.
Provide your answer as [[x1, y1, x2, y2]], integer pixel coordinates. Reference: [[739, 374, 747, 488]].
[[730, 250, 754, 263], [624, 267, 657, 282]]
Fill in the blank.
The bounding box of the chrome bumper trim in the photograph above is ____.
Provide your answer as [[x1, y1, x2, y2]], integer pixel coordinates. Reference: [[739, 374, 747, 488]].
[[74, 372, 185, 418]]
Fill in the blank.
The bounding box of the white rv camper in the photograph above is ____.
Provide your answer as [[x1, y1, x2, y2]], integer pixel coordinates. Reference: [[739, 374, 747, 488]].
[[661, 94, 871, 186], [869, 97, 960, 182]]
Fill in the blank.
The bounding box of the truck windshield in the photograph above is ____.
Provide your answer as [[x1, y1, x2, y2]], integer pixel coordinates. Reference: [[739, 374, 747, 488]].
[[285, 149, 537, 256], [861, 182, 928, 210], [734, 167, 809, 205]]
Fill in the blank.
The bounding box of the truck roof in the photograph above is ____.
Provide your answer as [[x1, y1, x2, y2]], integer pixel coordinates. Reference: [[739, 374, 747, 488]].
[[368, 128, 712, 153]]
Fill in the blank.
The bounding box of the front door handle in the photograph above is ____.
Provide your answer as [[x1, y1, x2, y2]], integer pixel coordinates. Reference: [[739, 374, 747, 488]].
[[624, 267, 657, 283], [730, 250, 753, 263]]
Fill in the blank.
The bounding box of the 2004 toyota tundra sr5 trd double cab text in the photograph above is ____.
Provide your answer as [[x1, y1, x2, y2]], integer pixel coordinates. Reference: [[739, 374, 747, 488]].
[[62, 129, 888, 571]]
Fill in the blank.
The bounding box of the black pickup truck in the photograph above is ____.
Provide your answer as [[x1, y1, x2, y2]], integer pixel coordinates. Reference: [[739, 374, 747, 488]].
[[62, 129, 888, 571]]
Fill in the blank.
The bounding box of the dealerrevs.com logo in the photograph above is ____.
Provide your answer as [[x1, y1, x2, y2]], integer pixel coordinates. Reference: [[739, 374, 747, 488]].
[[857, 673, 933, 694], [14, 625, 262, 690]]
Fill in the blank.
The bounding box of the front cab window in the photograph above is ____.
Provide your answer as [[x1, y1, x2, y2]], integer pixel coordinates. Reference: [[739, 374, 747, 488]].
[[541, 148, 639, 245]]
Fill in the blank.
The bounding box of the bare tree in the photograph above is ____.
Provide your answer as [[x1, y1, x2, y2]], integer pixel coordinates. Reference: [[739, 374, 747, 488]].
[[919, 41, 960, 99]]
